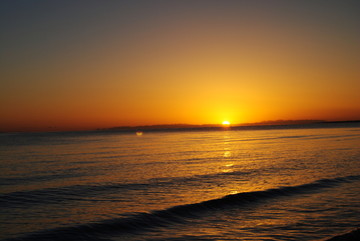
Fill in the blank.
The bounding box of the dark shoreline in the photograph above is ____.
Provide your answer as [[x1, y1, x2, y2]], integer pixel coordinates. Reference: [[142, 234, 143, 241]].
[[326, 228, 360, 241]]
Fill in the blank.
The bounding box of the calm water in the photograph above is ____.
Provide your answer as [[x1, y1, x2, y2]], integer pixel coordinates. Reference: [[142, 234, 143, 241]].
[[1, 124, 360, 241]]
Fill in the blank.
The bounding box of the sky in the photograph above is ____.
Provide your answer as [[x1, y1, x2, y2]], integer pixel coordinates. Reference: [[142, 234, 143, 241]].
[[1, 0, 360, 132]]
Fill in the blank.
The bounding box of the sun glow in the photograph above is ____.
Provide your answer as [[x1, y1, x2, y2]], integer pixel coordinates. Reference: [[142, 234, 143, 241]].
[[222, 121, 230, 126]]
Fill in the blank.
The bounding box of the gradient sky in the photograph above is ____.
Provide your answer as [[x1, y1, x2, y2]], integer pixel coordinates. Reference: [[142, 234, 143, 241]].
[[1, 0, 360, 132]]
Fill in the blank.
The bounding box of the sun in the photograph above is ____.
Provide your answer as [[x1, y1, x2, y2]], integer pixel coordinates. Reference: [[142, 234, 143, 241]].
[[222, 121, 230, 126]]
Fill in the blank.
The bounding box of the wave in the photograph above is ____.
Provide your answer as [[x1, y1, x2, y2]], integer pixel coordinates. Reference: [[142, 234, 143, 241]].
[[0, 171, 90, 186], [5, 175, 360, 241], [0, 170, 250, 208]]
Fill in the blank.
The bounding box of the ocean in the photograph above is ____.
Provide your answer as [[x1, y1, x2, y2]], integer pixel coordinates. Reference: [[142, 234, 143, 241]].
[[1, 124, 359, 241]]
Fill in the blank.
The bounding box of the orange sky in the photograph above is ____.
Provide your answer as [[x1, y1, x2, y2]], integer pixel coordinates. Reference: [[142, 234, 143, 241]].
[[1, 1, 360, 132]]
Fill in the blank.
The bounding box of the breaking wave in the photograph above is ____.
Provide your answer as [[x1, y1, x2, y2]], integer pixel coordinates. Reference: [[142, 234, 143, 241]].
[[5, 175, 360, 241]]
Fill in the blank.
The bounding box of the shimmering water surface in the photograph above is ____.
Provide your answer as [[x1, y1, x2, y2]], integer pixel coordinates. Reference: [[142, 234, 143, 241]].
[[1, 124, 359, 241]]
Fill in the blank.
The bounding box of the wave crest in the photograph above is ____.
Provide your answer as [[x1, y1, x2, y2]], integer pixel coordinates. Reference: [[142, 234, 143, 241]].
[[6, 175, 360, 241]]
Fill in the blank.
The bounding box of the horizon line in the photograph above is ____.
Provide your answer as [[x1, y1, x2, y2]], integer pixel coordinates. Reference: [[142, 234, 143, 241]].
[[2, 119, 360, 134]]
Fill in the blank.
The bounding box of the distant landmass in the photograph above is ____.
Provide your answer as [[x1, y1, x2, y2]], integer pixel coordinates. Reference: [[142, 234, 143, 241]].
[[235, 119, 325, 126], [99, 120, 360, 132]]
